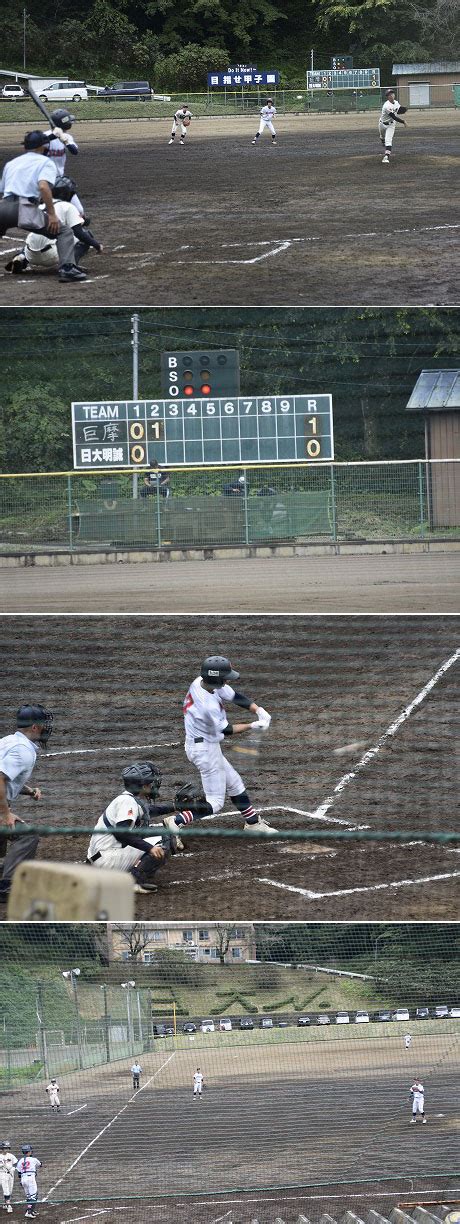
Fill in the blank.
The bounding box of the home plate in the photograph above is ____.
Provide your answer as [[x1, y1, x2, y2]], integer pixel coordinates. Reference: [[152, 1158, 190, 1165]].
[[334, 741, 368, 756], [281, 845, 337, 857]]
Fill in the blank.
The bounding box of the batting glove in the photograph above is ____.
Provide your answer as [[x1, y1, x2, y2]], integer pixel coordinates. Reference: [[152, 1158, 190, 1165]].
[[255, 706, 271, 729]]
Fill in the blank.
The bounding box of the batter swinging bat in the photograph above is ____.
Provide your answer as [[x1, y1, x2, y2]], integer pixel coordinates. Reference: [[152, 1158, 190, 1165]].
[[27, 83, 55, 129]]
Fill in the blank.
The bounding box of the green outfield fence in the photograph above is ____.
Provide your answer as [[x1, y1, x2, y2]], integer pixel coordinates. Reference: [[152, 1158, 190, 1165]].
[[0, 84, 458, 124], [0, 460, 459, 553]]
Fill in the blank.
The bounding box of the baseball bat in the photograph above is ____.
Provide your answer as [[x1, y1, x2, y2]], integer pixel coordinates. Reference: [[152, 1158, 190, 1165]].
[[27, 83, 55, 129], [231, 728, 264, 758]]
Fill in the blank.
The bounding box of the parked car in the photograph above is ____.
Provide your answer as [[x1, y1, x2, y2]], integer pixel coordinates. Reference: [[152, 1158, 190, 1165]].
[[375, 1010, 392, 1021], [219, 1018, 232, 1031], [415, 1007, 430, 1020], [449, 1007, 460, 1018], [164, 1025, 174, 1036], [355, 1011, 370, 1023], [38, 81, 88, 102], [335, 1012, 350, 1024], [277, 1020, 289, 1027], [2, 84, 26, 99], [239, 1017, 254, 1029], [200, 1019, 215, 1033], [317, 1014, 331, 1025], [297, 1016, 311, 1026], [152, 1023, 167, 1038], [259, 1017, 273, 1028], [99, 80, 151, 100], [182, 1022, 196, 1033], [393, 1008, 410, 1021], [433, 1005, 449, 1018]]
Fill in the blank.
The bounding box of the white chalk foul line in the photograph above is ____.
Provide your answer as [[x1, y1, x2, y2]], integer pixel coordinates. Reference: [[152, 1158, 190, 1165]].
[[258, 868, 460, 900], [311, 647, 460, 821], [43, 1053, 175, 1201], [66, 1104, 88, 1117], [45, 740, 181, 758]]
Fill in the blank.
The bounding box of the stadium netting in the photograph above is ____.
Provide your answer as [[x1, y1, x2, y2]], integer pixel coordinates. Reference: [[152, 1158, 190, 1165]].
[[0, 922, 459, 1223]]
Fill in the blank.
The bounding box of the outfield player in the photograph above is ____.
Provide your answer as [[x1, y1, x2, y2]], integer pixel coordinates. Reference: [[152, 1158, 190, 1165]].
[[131, 1061, 142, 1090], [252, 100, 277, 145], [404, 1034, 412, 1049], [169, 105, 192, 145], [5, 177, 102, 276], [193, 1068, 203, 1099], [410, 1078, 427, 1122], [16, 1147, 41, 1219], [0, 705, 53, 903], [45, 1079, 60, 1111], [170, 656, 276, 838], [379, 89, 407, 163], [44, 111, 84, 213], [0, 1141, 17, 1213]]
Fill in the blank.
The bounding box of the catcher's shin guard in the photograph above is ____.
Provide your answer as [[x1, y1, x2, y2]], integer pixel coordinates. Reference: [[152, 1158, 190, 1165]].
[[130, 844, 169, 888]]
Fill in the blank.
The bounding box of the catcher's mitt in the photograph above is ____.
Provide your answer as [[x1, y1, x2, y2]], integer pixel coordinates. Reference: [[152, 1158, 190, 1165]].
[[174, 781, 205, 809], [183, 117, 191, 126]]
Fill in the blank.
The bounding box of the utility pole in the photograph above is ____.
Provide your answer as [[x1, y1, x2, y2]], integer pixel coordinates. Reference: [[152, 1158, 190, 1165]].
[[100, 985, 111, 1063], [36, 982, 48, 1080], [23, 9, 27, 71], [131, 313, 139, 499], [63, 969, 83, 1070]]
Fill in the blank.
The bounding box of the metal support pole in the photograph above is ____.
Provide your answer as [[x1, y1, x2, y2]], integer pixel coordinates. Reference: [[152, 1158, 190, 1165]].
[[102, 986, 110, 1063], [243, 470, 249, 545], [329, 464, 338, 547], [67, 474, 73, 551], [23, 8, 27, 70], [156, 476, 162, 549], [131, 313, 139, 500], [72, 977, 83, 1070], [136, 991, 143, 1044], [418, 460, 426, 538], [36, 983, 48, 1080]]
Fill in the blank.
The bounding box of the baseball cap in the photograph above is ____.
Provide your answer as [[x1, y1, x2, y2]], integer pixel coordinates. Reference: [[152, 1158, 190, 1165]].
[[23, 130, 51, 150]]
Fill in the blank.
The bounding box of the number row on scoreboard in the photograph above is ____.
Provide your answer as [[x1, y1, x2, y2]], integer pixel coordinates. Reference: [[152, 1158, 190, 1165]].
[[134, 398, 310, 418]]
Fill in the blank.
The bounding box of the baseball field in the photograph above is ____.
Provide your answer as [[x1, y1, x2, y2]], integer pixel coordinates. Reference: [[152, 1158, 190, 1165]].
[[2, 615, 459, 919], [1, 1028, 458, 1223], [0, 111, 458, 305]]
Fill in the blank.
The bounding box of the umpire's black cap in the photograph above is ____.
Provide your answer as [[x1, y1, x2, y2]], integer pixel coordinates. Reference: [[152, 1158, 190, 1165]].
[[23, 130, 51, 150]]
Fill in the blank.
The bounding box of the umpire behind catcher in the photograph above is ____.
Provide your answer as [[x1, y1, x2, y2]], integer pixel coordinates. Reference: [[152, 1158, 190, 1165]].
[[0, 131, 86, 282], [0, 705, 53, 903]]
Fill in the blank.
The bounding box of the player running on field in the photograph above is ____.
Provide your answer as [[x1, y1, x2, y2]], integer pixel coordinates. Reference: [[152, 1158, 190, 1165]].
[[167, 656, 276, 839], [193, 1068, 204, 1099], [169, 105, 192, 145], [45, 1079, 60, 1111], [379, 89, 407, 163], [16, 1146, 41, 1219], [0, 1141, 17, 1213], [410, 1078, 427, 1123], [252, 100, 277, 145]]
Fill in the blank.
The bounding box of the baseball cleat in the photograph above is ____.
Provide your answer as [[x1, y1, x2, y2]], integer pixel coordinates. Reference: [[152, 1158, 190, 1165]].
[[168, 138, 174, 143], [422, 1117, 427, 1123], [251, 139, 257, 144], [382, 154, 390, 163], [163, 815, 185, 851], [59, 264, 87, 282], [6, 1207, 13, 1213], [410, 1116, 416, 1123], [133, 882, 158, 894], [244, 817, 278, 835]]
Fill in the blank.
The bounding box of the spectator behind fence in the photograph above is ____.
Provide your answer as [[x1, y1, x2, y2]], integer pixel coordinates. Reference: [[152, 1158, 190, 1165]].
[[140, 461, 170, 499], [223, 474, 247, 496]]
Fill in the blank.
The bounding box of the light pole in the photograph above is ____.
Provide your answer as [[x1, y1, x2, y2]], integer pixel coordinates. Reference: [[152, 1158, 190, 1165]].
[[62, 969, 83, 1069], [374, 932, 391, 963], [100, 985, 111, 1063], [121, 981, 136, 1050]]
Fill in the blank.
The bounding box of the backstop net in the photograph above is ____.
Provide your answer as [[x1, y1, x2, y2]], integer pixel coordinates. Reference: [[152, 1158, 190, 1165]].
[[0, 922, 459, 1223]]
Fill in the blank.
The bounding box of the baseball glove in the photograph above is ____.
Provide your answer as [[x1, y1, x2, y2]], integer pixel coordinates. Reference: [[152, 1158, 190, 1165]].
[[398, 106, 407, 114], [183, 117, 191, 126], [174, 781, 206, 809]]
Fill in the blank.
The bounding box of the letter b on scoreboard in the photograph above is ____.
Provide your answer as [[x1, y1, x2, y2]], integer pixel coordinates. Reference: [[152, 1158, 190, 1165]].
[[161, 349, 240, 399]]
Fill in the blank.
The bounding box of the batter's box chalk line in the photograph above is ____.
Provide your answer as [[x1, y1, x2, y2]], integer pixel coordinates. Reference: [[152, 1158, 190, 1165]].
[[172, 223, 460, 265], [258, 867, 460, 900]]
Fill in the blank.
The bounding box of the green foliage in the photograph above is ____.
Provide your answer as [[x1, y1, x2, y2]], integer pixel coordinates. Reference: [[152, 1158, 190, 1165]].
[[154, 44, 229, 90]]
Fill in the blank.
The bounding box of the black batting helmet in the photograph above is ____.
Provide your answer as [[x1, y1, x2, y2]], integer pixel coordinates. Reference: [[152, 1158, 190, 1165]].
[[200, 656, 240, 685], [122, 761, 162, 795], [53, 176, 77, 202], [51, 109, 75, 130], [17, 704, 53, 745], [21, 1144, 33, 1154], [0, 1141, 11, 1149]]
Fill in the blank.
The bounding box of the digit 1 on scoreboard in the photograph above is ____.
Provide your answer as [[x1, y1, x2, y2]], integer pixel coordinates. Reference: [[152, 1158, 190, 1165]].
[[305, 415, 321, 458]]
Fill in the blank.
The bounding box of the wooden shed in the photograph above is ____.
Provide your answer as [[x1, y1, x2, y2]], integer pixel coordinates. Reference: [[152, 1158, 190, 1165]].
[[406, 370, 460, 527]]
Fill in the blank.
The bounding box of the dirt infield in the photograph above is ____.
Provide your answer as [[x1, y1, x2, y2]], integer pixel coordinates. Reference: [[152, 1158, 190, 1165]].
[[1, 1031, 458, 1220], [0, 112, 458, 305], [1, 550, 460, 613], [1, 615, 459, 919]]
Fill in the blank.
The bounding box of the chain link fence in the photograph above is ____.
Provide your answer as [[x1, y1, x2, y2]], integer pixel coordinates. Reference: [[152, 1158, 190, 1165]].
[[0, 461, 459, 553]]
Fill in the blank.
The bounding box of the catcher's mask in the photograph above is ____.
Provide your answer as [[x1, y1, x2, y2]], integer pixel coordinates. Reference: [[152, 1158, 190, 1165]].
[[122, 761, 162, 797], [53, 175, 77, 202], [200, 655, 240, 686], [17, 704, 54, 745]]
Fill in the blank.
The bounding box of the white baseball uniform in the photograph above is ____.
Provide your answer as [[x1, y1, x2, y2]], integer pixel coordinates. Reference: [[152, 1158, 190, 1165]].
[[87, 791, 162, 871], [411, 1081, 425, 1115], [379, 98, 401, 149], [23, 200, 84, 268], [46, 1081, 60, 1108], [131, 1062, 142, 1087], [171, 109, 191, 138], [193, 1070, 203, 1096], [0, 1151, 17, 1202], [45, 130, 84, 213], [16, 1156, 42, 1205], [183, 677, 246, 813], [0, 731, 37, 801], [404, 1034, 412, 1048], [257, 105, 277, 136]]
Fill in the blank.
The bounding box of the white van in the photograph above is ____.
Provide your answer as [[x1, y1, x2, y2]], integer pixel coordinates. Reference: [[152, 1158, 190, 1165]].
[[38, 81, 88, 102]]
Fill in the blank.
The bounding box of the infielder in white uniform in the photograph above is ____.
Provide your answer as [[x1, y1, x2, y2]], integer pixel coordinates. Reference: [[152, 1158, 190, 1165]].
[[0, 705, 53, 904], [16, 1146, 41, 1218], [410, 1078, 426, 1122], [193, 1068, 204, 1098], [86, 762, 172, 893], [404, 1034, 412, 1049], [45, 1079, 61, 1111], [379, 89, 407, 163], [169, 106, 192, 145], [252, 100, 277, 145], [0, 1141, 17, 1212], [171, 655, 276, 838]]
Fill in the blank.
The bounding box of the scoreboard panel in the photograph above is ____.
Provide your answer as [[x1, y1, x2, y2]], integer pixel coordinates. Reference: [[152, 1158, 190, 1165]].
[[71, 394, 334, 469], [307, 68, 380, 88]]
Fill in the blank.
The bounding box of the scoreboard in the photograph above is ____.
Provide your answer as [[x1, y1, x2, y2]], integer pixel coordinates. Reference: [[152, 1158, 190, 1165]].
[[71, 393, 334, 469], [307, 67, 380, 88]]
